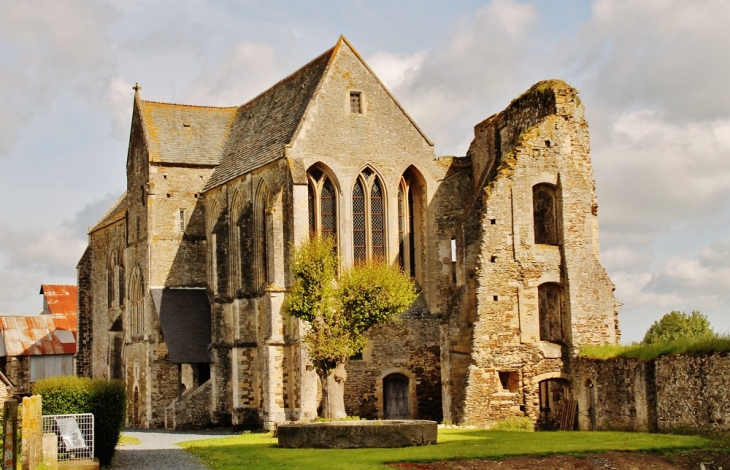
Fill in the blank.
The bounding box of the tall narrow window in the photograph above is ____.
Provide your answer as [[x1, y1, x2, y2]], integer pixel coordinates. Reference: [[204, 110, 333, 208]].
[[533, 183, 559, 245], [352, 168, 386, 263], [307, 167, 338, 247], [538, 283, 563, 343], [118, 248, 125, 306], [350, 92, 362, 114], [254, 184, 269, 290], [207, 200, 221, 294], [230, 193, 244, 292], [129, 269, 144, 340], [178, 209, 185, 232], [397, 172, 423, 279]]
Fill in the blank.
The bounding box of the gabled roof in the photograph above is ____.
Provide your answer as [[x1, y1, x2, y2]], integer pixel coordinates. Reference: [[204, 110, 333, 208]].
[[89, 191, 127, 234], [152, 288, 212, 364], [138, 101, 238, 166], [40, 285, 77, 316], [0, 315, 77, 356], [202, 46, 334, 191]]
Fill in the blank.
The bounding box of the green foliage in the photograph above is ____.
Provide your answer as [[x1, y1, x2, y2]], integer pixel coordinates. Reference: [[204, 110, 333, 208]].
[[284, 237, 418, 364], [181, 428, 710, 470], [33, 376, 126, 466], [489, 416, 534, 432], [579, 334, 730, 361], [643, 311, 715, 344]]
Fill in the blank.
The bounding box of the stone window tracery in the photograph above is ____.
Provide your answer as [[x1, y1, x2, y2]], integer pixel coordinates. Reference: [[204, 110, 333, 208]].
[[397, 171, 422, 282], [352, 168, 386, 263], [307, 167, 338, 247]]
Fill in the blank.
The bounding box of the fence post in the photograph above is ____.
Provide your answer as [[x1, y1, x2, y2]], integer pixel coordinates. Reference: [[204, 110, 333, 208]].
[[21, 395, 42, 470], [2, 399, 18, 470]]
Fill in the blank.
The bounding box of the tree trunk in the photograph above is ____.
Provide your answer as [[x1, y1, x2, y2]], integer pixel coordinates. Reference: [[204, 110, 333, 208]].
[[316, 360, 347, 419]]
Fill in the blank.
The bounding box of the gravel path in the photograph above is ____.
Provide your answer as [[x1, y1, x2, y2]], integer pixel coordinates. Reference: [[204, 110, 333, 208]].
[[112, 428, 235, 469]]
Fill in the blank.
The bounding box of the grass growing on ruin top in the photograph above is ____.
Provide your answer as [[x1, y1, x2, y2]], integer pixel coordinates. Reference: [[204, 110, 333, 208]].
[[579, 335, 730, 361], [179, 428, 710, 470]]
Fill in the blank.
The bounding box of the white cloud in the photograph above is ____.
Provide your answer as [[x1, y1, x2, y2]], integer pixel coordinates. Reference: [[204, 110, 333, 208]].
[[367, 51, 426, 90], [0, 0, 117, 155], [184, 40, 282, 106], [108, 77, 136, 139]]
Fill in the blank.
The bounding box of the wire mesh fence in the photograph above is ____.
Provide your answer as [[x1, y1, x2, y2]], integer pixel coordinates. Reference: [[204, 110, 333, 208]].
[[41, 413, 94, 461]]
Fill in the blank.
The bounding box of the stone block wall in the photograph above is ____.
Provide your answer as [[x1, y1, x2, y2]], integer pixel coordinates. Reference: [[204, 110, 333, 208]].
[[574, 354, 730, 432], [443, 80, 617, 426], [75, 246, 93, 378]]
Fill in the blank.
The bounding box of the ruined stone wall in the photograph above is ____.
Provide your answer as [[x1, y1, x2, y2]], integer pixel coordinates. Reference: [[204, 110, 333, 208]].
[[446, 81, 617, 426], [572, 357, 656, 432], [574, 354, 730, 432]]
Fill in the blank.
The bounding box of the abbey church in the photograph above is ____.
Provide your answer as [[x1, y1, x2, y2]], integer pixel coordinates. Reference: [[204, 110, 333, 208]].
[[75, 36, 619, 430]]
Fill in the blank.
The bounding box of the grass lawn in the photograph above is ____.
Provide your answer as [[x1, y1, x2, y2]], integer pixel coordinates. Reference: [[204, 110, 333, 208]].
[[180, 428, 712, 470]]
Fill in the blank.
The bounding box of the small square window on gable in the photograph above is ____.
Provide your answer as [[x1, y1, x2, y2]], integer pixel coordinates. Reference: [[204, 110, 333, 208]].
[[349, 92, 362, 114]]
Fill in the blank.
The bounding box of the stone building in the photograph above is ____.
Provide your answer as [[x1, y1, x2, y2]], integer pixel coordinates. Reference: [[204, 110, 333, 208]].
[[76, 36, 618, 429]]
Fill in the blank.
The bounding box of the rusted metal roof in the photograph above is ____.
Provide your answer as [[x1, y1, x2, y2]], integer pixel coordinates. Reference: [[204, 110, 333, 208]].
[[0, 315, 77, 357], [40, 285, 77, 316]]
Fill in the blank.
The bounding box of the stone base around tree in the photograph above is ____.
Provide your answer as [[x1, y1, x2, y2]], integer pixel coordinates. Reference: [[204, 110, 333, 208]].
[[277, 420, 438, 448]]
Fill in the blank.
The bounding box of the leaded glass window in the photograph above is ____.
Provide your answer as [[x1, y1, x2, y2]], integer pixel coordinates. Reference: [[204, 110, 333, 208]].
[[307, 168, 339, 249], [352, 168, 387, 263]]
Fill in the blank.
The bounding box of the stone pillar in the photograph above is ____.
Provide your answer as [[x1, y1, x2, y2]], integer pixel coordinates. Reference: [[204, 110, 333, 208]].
[[2, 399, 18, 470], [42, 433, 58, 470], [21, 395, 42, 470]]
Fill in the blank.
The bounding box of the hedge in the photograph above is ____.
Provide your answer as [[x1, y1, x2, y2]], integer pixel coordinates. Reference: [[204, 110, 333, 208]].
[[33, 376, 126, 466]]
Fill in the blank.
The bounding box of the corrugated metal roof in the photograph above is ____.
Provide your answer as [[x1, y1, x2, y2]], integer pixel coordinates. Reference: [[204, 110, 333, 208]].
[[40, 285, 77, 316], [0, 315, 77, 357]]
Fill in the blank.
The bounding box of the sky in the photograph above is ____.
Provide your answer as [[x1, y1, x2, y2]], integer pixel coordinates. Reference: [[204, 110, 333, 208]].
[[1, 0, 729, 343]]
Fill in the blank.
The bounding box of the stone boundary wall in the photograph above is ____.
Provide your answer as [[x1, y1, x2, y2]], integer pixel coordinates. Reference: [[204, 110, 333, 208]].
[[573, 353, 730, 432]]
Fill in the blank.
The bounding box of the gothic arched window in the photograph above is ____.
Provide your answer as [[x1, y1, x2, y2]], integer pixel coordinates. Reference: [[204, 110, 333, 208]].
[[129, 269, 144, 340], [307, 167, 338, 246], [230, 192, 244, 292], [352, 168, 386, 263], [254, 183, 269, 290], [397, 170, 423, 281], [207, 200, 221, 294]]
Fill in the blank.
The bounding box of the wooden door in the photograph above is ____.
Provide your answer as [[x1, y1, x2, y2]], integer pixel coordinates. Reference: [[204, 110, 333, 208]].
[[384, 374, 411, 419]]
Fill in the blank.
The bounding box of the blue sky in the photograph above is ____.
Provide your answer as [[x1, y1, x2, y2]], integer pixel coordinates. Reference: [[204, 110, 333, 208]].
[[1, 0, 729, 342]]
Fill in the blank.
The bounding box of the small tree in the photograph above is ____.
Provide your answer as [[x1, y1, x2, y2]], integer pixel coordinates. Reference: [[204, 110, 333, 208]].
[[284, 237, 417, 419], [642, 310, 715, 344]]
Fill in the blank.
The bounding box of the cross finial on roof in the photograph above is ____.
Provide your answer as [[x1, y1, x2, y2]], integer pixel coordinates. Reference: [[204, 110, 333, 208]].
[[133, 83, 142, 93]]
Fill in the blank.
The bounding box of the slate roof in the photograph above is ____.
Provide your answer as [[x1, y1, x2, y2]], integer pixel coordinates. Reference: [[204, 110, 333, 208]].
[[202, 46, 335, 191], [89, 191, 127, 234], [139, 102, 238, 166], [40, 285, 77, 316], [0, 315, 77, 357], [152, 288, 212, 364]]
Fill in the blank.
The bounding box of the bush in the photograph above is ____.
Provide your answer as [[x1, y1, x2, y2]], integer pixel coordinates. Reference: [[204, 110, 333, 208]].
[[643, 311, 714, 344], [489, 416, 534, 432], [34, 376, 126, 466], [579, 335, 730, 361]]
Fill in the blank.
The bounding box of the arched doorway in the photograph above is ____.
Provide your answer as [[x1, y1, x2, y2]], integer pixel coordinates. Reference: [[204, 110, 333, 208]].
[[537, 378, 573, 430], [384, 373, 411, 419]]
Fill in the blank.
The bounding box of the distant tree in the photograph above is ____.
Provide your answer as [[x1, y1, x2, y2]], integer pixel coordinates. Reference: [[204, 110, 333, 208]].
[[284, 236, 417, 419], [642, 310, 715, 344]]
